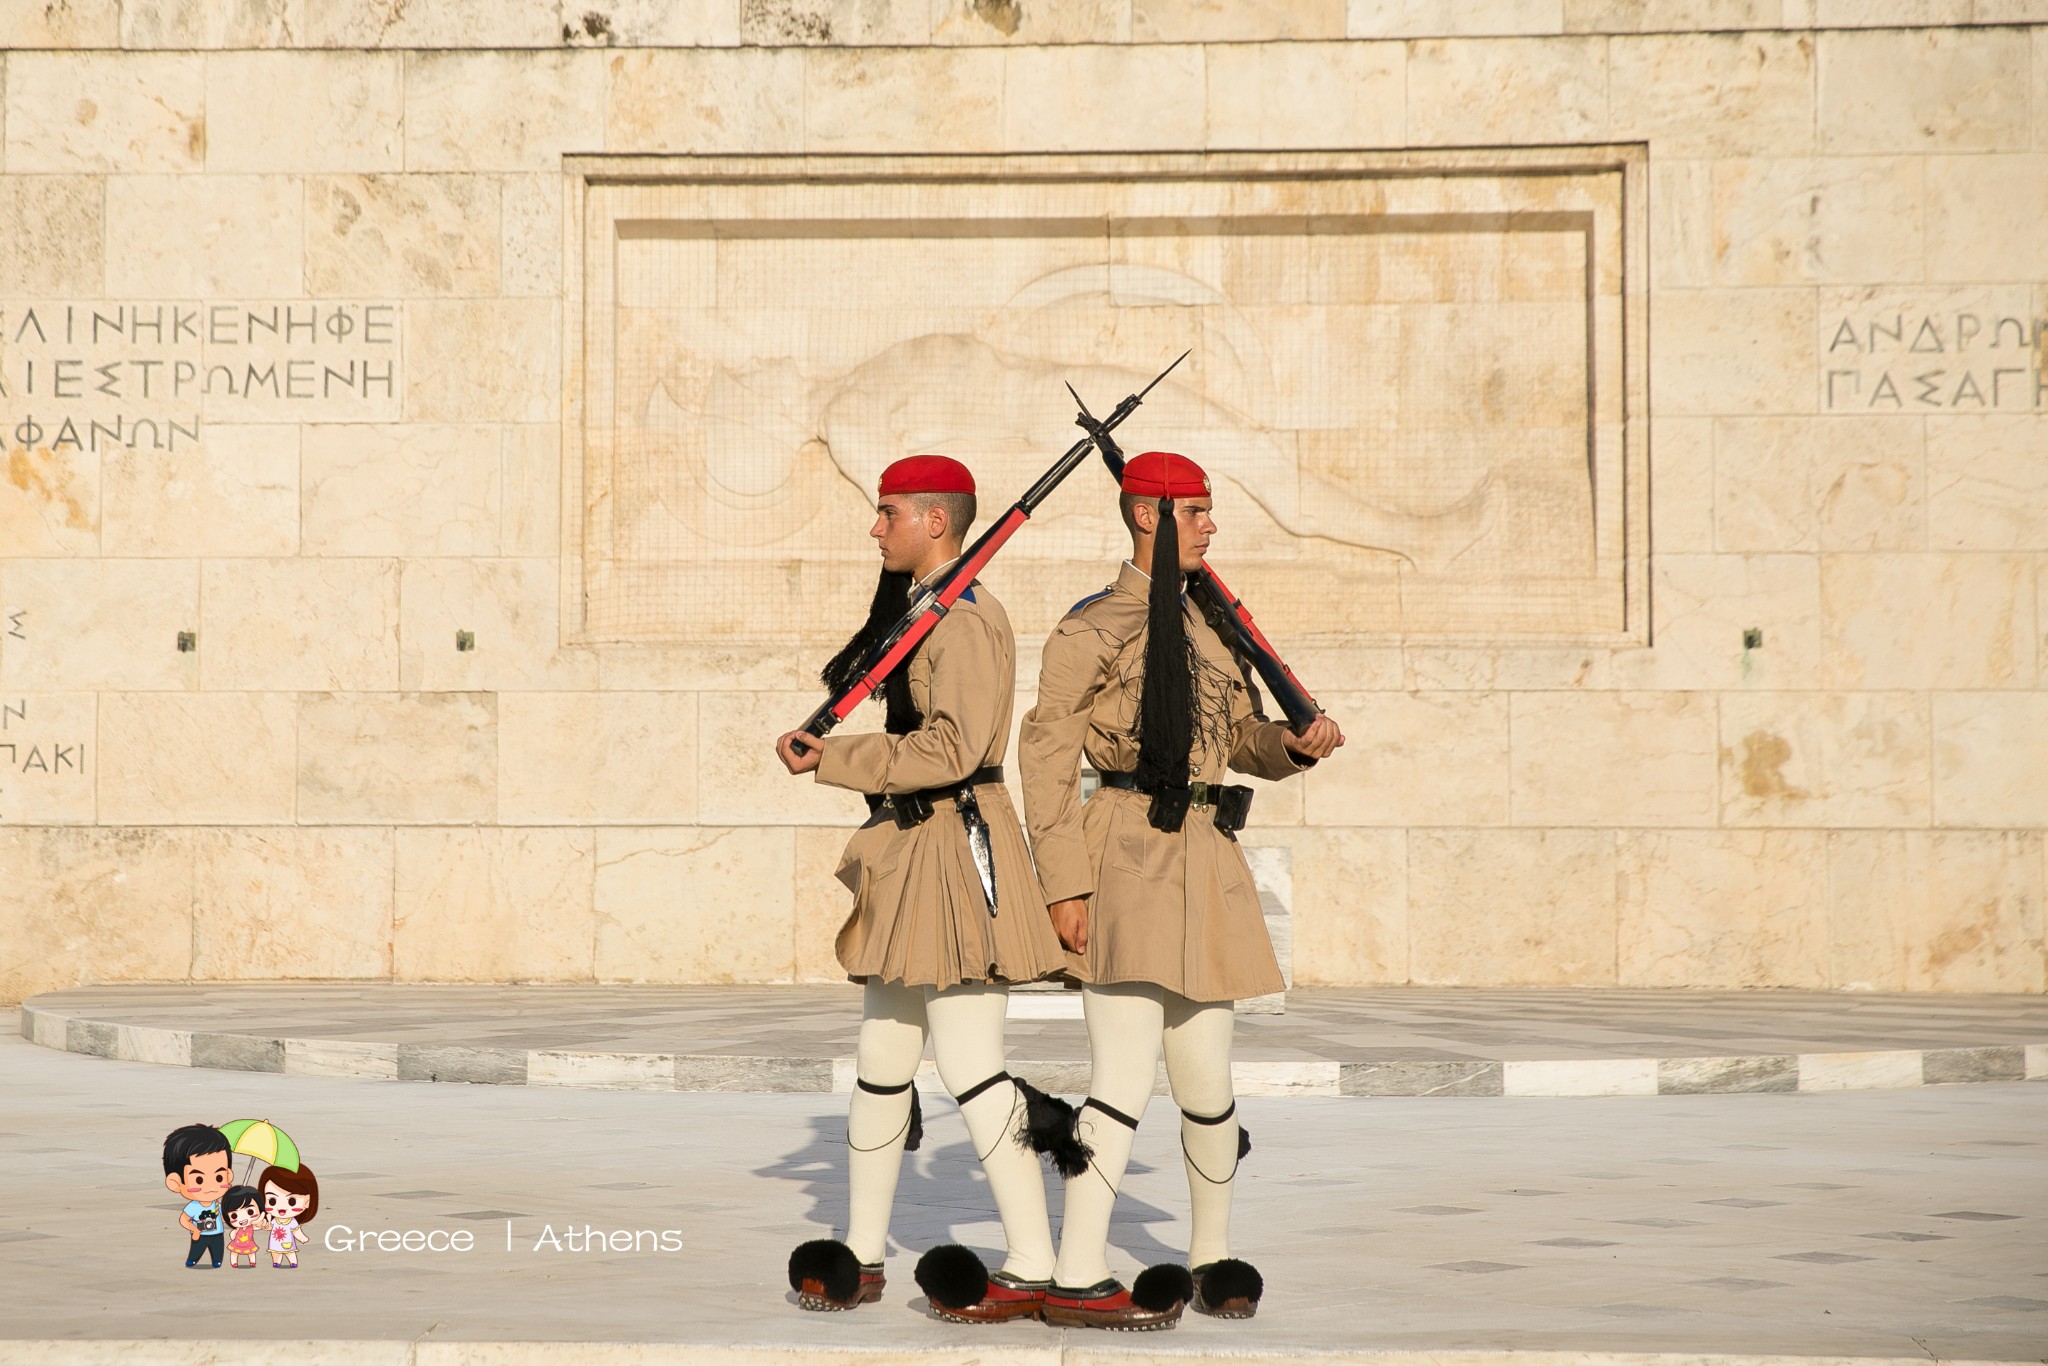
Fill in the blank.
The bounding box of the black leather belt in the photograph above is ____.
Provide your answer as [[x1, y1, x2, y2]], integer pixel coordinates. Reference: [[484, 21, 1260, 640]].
[[879, 765, 1004, 828], [1097, 770, 1253, 836]]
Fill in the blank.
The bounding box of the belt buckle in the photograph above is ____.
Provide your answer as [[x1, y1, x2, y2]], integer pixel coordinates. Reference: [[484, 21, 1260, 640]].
[[1189, 780, 1212, 810]]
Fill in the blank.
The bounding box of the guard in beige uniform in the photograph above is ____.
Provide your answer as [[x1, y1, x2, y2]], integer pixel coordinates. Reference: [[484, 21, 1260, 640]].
[[1020, 450, 1344, 1330], [776, 454, 1072, 1325]]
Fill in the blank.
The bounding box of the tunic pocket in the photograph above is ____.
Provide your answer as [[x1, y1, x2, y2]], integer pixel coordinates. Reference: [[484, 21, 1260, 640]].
[[1108, 803, 1149, 874]]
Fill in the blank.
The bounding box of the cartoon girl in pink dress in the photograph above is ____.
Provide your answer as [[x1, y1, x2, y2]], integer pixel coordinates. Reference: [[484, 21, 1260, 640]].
[[222, 1186, 266, 1268]]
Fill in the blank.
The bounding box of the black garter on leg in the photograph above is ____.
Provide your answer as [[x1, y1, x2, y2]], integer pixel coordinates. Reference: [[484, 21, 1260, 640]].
[[852, 1076, 923, 1153]]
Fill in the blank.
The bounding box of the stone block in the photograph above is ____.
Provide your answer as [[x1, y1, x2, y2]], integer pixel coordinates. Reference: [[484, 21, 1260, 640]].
[[500, 174, 561, 297], [1564, 0, 1778, 31], [1204, 41, 1403, 151], [114, 1021, 192, 1067], [396, 1043, 526, 1085], [1811, 0, 1972, 21], [98, 691, 296, 824], [1353, 0, 1562, 36], [1, 559, 198, 691], [0, 442, 99, 557], [1618, 553, 1820, 691], [191, 827, 393, 980], [1925, 155, 2048, 286], [501, 424, 560, 557], [1304, 692, 1509, 827], [4, 53, 204, 173], [739, 0, 928, 43], [0, 827, 192, 1002], [105, 175, 301, 297], [1512, 692, 1718, 827], [1259, 827, 1406, 986], [120, 0, 293, 46], [793, 824, 854, 983], [605, 49, 803, 155], [405, 50, 605, 173], [199, 558, 398, 691], [1649, 159, 1713, 290], [1719, 691, 1931, 829], [1340, 1061, 1502, 1097], [1934, 693, 2048, 828], [1820, 553, 2036, 690], [307, 174, 500, 297], [1618, 830, 1829, 988], [297, 692, 495, 824], [1001, 45, 1205, 152], [1714, 416, 1924, 553], [1650, 417, 1714, 554], [1408, 828, 1616, 986], [102, 424, 298, 558], [530, 1051, 674, 1091], [698, 690, 878, 826], [1923, 1046, 2026, 1085], [593, 826, 797, 983], [1657, 1055, 1798, 1094], [395, 827, 596, 982], [190, 1033, 284, 1073], [676, 1055, 833, 1093], [804, 47, 1003, 153], [0, 176, 101, 296], [498, 692, 698, 824], [404, 299, 559, 423], [1, 0, 118, 44], [299, 0, 560, 45], [1406, 37, 1606, 146], [204, 52, 403, 173], [1504, 1058, 1657, 1097], [0, 692, 97, 824], [598, 644, 807, 692], [1609, 32, 1815, 158], [303, 423, 500, 557], [1927, 416, 2048, 551], [1819, 27, 2030, 154], [1651, 288, 1816, 416], [1134, 0, 1343, 40], [931, 0, 1125, 42], [1829, 831, 2045, 993], [283, 1037, 397, 1079], [398, 559, 595, 692], [1708, 157, 1923, 286], [583, 0, 742, 45], [1797, 1049, 1921, 1091]]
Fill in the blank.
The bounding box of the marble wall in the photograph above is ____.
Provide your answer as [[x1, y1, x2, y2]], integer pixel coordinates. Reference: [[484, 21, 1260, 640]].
[[3, 4, 2046, 1001]]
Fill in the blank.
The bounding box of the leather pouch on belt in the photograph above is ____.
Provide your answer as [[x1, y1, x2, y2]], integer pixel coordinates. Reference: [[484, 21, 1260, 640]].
[[1211, 784, 1254, 837]]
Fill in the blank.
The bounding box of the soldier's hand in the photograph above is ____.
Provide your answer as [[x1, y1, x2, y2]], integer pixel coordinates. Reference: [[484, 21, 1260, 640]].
[[1049, 898, 1089, 954], [1283, 715, 1344, 760], [776, 731, 824, 775]]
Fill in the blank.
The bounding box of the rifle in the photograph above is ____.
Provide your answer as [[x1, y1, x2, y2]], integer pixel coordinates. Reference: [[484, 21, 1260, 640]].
[[1067, 385, 1324, 734], [790, 351, 1190, 753]]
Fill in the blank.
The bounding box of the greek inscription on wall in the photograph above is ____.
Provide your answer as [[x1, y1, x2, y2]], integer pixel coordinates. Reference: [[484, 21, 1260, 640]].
[[1820, 287, 2048, 413], [0, 696, 92, 824], [0, 301, 403, 453]]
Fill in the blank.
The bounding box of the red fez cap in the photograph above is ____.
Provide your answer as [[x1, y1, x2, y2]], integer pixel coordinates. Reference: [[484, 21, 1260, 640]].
[[878, 454, 975, 497], [1119, 451, 1210, 499]]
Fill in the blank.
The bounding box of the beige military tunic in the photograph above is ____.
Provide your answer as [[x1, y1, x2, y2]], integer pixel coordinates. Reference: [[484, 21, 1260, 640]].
[[1019, 561, 1309, 1003], [815, 580, 1068, 991]]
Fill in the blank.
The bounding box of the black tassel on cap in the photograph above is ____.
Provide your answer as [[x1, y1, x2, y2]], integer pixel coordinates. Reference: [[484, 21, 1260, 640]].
[[1134, 497, 1194, 791], [820, 568, 922, 735]]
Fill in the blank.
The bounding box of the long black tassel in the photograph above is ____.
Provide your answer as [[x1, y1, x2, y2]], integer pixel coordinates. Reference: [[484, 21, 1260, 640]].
[[1134, 498, 1194, 791], [819, 568, 922, 736]]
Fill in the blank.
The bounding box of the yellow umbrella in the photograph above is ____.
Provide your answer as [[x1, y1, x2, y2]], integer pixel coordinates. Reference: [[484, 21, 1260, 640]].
[[219, 1118, 300, 1176]]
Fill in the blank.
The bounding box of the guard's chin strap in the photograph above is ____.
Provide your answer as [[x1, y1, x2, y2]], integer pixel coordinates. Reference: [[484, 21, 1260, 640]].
[[851, 1076, 923, 1153], [1181, 1101, 1250, 1184]]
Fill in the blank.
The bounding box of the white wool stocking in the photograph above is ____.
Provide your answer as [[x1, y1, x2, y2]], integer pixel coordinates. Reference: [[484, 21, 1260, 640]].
[[925, 984, 1056, 1282], [842, 980, 1056, 1281], [1162, 993, 1239, 1271], [843, 979, 927, 1266], [1051, 982, 1167, 1288]]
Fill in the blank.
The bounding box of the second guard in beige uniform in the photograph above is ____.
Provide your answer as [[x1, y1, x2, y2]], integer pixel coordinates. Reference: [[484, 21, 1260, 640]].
[[1020, 450, 1345, 1330], [776, 454, 1071, 1326]]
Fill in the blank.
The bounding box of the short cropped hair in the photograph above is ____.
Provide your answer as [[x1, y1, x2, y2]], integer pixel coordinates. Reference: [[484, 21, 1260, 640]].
[[909, 490, 976, 539], [163, 1123, 231, 1177], [1118, 492, 1155, 535]]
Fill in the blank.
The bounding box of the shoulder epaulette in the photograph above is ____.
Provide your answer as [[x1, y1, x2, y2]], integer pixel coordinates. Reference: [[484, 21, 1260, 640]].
[[1065, 588, 1112, 616]]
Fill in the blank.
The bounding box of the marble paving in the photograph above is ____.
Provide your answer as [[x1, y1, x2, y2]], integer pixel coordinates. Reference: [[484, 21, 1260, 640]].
[[0, 1012, 2044, 1362], [21, 984, 2048, 1098]]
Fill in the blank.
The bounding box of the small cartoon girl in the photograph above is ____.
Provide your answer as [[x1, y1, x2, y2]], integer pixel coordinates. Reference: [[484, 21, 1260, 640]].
[[222, 1185, 266, 1268], [258, 1164, 318, 1269]]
